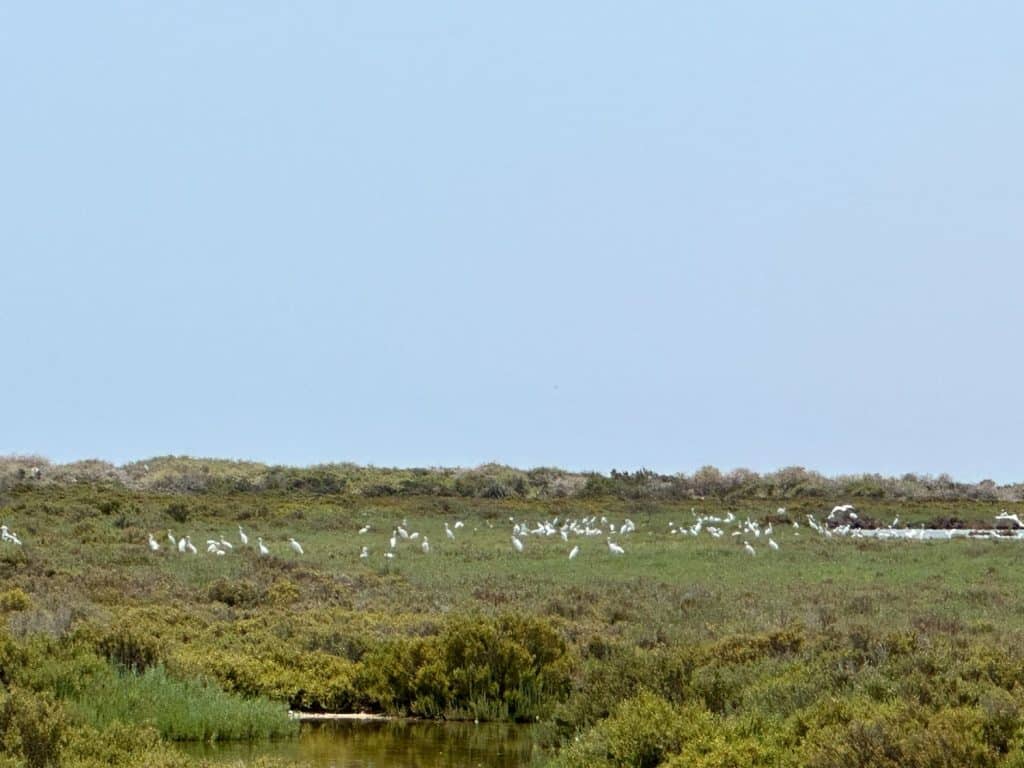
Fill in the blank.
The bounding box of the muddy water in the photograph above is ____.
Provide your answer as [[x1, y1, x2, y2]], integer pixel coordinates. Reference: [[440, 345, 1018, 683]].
[[180, 719, 538, 767]]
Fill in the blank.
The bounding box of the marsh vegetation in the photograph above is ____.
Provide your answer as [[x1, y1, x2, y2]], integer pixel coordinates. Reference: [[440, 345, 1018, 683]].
[[2, 456, 1024, 766]]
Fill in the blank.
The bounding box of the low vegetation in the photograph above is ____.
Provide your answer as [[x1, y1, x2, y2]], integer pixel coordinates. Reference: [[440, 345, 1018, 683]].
[[1, 455, 1024, 766]]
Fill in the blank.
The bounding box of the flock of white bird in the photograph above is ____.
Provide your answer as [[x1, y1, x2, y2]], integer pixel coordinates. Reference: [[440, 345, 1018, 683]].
[[132, 504, 1024, 563], [6, 503, 1021, 561], [147, 526, 305, 557]]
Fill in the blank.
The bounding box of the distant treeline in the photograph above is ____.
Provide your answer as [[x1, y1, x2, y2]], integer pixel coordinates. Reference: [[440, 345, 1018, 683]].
[[2, 455, 1021, 502]]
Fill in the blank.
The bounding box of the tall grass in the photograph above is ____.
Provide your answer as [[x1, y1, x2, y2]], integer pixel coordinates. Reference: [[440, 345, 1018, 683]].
[[69, 665, 297, 741]]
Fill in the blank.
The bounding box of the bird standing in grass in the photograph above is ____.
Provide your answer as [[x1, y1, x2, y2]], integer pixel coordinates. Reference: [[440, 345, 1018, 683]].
[[445, 522, 456, 541], [569, 545, 579, 560], [258, 537, 269, 556], [421, 537, 430, 554], [744, 541, 756, 556], [607, 538, 624, 555], [359, 546, 369, 560], [238, 526, 248, 546], [148, 534, 160, 552], [768, 538, 779, 551], [512, 535, 524, 553], [289, 537, 304, 555]]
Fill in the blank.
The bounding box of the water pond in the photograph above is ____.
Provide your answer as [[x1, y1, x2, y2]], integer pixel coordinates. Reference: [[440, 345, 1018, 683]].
[[180, 719, 539, 767]]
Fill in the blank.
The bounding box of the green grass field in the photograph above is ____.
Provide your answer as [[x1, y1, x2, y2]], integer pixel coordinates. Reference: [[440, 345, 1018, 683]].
[[3, 477, 1024, 766]]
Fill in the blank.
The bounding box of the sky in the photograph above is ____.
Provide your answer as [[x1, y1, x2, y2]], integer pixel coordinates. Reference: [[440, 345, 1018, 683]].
[[2, 3, 1022, 481]]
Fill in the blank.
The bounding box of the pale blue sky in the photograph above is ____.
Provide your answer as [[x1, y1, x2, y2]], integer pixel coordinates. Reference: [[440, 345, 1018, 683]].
[[2, 3, 1022, 480]]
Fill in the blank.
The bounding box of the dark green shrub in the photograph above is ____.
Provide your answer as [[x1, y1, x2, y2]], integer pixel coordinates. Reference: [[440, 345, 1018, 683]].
[[97, 625, 165, 673], [207, 578, 261, 608], [164, 501, 190, 524]]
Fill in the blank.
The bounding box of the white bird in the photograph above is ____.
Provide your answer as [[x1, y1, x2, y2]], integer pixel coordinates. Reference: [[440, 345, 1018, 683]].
[[177, 537, 187, 554], [238, 526, 249, 546], [219, 537, 233, 550], [607, 538, 625, 555], [257, 537, 269, 556], [511, 535, 524, 553], [453, 520, 465, 529], [568, 545, 580, 560], [768, 538, 779, 551], [744, 541, 756, 556], [397, 526, 409, 540], [289, 538, 304, 555], [421, 537, 430, 554], [389, 533, 398, 550], [167, 530, 177, 548], [358, 524, 371, 535], [185, 536, 197, 555], [1, 526, 22, 546], [445, 523, 456, 541], [148, 534, 160, 552], [359, 546, 369, 560]]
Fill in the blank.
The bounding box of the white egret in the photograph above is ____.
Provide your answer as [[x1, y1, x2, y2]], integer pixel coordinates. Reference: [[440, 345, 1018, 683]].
[[148, 533, 160, 552], [177, 537, 187, 554], [454, 520, 465, 529], [421, 537, 430, 554], [606, 538, 624, 555], [568, 545, 580, 560], [1, 526, 22, 546], [358, 524, 371, 535], [167, 530, 177, 548], [445, 523, 456, 541], [511, 535, 524, 553], [744, 541, 756, 556], [257, 538, 269, 556], [219, 537, 233, 550], [289, 538, 304, 555], [185, 536, 197, 555], [238, 526, 249, 546], [359, 546, 369, 560], [768, 538, 779, 551]]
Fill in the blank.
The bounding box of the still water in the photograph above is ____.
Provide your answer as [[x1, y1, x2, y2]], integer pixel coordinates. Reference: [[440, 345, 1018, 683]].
[[180, 720, 538, 767]]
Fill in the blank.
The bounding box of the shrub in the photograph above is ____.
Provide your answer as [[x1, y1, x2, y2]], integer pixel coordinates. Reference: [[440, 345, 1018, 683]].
[[602, 691, 686, 768], [208, 579, 261, 608], [0, 688, 68, 768], [96, 625, 165, 673], [163, 502, 191, 524], [0, 589, 31, 612]]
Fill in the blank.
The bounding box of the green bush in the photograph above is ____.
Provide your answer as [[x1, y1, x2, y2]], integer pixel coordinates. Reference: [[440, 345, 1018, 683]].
[[602, 691, 686, 768], [0, 688, 68, 768], [208, 578, 261, 608], [96, 625, 165, 673], [0, 589, 31, 612]]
